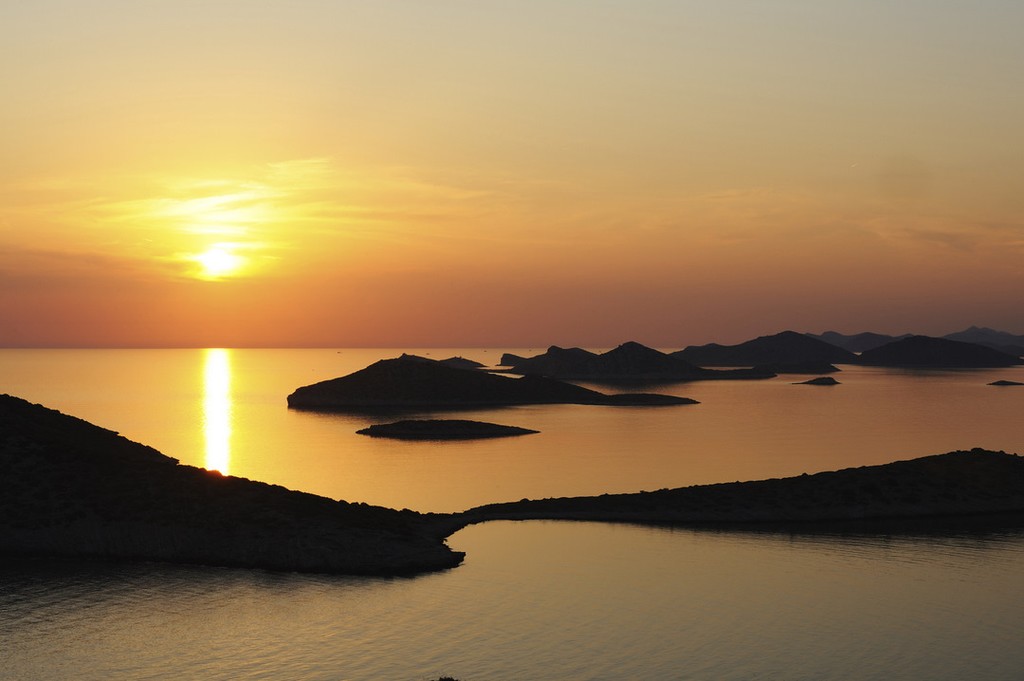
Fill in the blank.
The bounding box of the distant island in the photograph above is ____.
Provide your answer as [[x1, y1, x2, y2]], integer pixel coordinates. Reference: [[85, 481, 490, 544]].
[[856, 335, 1022, 368], [808, 326, 1024, 357], [287, 356, 697, 410], [4, 394, 1024, 576], [499, 341, 773, 382], [495, 328, 1024, 378], [357, 419, 539, 440]]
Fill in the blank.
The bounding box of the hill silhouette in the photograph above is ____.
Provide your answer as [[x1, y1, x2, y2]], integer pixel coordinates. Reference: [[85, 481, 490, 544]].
[[461, 449, 1024, 525], [857, 335, 1023, 368], [0, 394, 461, 575], [806, 331, 911, 353], [943, 326, 1024, 357], [287, 357, 697, 409], [675, 330, 857, 366], [501, 341, 773, 382]]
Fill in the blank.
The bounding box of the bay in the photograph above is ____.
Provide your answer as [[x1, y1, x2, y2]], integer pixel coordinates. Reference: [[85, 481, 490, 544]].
[[2, 348, 1024, 680]]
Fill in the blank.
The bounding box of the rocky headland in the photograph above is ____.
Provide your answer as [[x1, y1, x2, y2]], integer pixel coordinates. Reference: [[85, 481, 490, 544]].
[[457, 449, 1024, 527], [287, 356, 697, 410], [0, 394, 462, 575], [357, 419, 539, 440]]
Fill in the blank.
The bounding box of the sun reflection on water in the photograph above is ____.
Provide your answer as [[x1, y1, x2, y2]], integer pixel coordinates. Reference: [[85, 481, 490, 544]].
[[203, 348, 232, 474]]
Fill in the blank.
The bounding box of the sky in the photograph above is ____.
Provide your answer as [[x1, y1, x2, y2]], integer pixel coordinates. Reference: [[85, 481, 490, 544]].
[[3, 0, 1023, 348]]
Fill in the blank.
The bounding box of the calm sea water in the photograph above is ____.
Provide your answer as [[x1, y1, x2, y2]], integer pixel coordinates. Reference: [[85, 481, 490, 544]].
[[2, 348, 1024, 680]]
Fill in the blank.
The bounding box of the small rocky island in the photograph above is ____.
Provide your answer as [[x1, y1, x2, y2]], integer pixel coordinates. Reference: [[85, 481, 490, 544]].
[[989, 380, 1024, 386], [357, 419, 539, 440], [287, 356, 697, 410], [794, 376, 840, 386]]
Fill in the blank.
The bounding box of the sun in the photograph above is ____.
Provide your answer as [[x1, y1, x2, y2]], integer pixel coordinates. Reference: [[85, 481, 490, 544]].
[[193, 245, 246, 279]]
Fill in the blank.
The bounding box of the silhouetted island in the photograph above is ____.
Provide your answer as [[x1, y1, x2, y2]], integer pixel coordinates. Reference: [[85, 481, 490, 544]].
[[675, 330, 857, 367], [794, 376, 840, 385], [287, 356, 697, 410], [857, 335, 1023, 368], [989, 380, 1024, 386], [0, 394, 461, 575], [357, 419, 539, 440], [500, 341, 773, 382]]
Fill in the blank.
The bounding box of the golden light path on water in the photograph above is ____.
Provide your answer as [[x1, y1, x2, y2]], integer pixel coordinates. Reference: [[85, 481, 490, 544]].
[[203, 348, 232, 474]]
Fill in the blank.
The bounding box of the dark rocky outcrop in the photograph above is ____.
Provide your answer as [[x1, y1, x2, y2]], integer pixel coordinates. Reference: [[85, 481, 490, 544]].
[[794, 376, 840, 385], [806, 331, 911, 353], [989, 380, 1024, 386], [0, 394, 462, 575], [287, 357, 697, 410], [502, 341, 773, 382], [857, 335, 1023, 368], [357, 419, 539, 440], [675, 331, 857, 367], [499, 352, 529, 366], [943, 326, 1024, 358], [459, 449, 1024, 526]]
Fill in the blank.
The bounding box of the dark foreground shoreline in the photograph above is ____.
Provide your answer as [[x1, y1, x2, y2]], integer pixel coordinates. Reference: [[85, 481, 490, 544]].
[[4, 394, 1024, 576]]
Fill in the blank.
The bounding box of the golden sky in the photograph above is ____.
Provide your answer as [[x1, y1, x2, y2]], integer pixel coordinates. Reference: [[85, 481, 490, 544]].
[[3, 1, 1023, 347]]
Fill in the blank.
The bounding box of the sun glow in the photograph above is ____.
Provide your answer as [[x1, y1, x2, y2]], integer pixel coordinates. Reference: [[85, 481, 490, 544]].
[[194, 244, 246, 279]]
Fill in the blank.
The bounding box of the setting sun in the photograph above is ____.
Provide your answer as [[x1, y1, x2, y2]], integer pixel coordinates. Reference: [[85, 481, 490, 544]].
[[194, 245, 246, 279]]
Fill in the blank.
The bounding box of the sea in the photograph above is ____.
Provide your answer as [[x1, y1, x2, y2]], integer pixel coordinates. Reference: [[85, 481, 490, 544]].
[[2, 348, 1024, 680]]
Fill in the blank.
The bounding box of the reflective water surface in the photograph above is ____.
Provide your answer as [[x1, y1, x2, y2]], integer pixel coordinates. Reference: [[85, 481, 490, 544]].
[[2, 349, 1024, 680], [3, 521, 1023, 681], [2, 349, 1022, 512]]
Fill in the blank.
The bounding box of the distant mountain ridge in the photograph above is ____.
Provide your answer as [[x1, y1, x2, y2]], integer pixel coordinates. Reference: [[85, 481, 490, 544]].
[[942, 326, 1024, 357], [806, 331, 912, 353], [808, 327, 1024, 356], [674, 330, 857, 367]]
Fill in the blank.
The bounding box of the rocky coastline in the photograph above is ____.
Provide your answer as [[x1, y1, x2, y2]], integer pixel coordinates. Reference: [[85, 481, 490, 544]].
[[456, 449, 1024, 528]]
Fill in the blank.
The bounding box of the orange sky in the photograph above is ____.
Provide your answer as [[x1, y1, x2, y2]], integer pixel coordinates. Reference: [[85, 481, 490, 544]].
[[3, 1, 1023, 347]]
